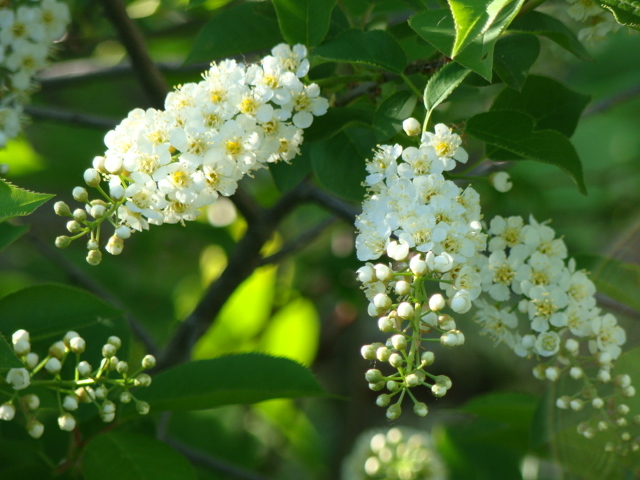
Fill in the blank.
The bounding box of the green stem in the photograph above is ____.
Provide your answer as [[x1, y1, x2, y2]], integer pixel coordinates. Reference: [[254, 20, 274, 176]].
[[400, 73, 423, 99]]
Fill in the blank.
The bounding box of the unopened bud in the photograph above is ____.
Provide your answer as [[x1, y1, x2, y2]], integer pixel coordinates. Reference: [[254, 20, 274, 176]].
[[83, 169, 101, 187], [413, 402, 428, 417], [490, 171, 512, 193], [58, 413, 76, 431], [402, 117, 421, 137], [55, 236, 72, 248], [136, 400, 150, 415], [72, 186, 89, 202], [54, 201, 71, 216], [49, 340, 66, 358], [134, 374, 152, 387], [386, 403, 401, 419], [141, 355, 156, 369]]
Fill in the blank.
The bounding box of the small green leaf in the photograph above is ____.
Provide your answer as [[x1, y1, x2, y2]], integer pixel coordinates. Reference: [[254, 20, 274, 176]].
[[0, 222, 29, 253], [492, 76, 590, 137], [466, 110, 587, 194], [575, 255, 640, 312], [448, 0, 514, 56], [0, 284, 128, 367], [373, 91, 418, 142], [83, 432, 196, 480], [269, 145, 312, 193], [186, 2, 283, 63], [493, 34, 540, 91], [0, 331, 22, 370], [0, 180, 53, 223], [137, 353, 324, 411], [423, 61, 471, 118], [273, 0, 337, 47], [310, 129, 370, 202], [594, 0, 640, 29], [313, 29, 407, 74], [508, 11, 593, 61]]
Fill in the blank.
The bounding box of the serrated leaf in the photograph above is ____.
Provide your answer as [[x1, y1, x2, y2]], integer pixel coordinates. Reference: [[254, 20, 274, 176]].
[[313, 29, 407, 74], [269, 144, 313, 193], [0, 222, 29, 253], [424, 61, 470, 121], [310, 129, 369, 202], [575, 254, 640, 312], [186, 2, 283, 64], [492, 76, 590, 137], [594, 0, 640, 29], [373, 91, 418, 142], [273, 0, 337, 47], [0, 284, 128, 368], [0, 331, 22, 370], [137, 353, 324, 411], [449, 0, 514, 56], [493, 34, 540, 91], [83, 432, 196, 480], [466, 110, 587, 194], [0, 180, 53, 223], [508, 11, 593, 61], [409, 2, 524, 80]]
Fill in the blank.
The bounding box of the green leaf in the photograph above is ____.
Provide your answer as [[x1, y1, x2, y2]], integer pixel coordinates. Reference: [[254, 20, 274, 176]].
[[508, 11, 593, 61], [137, 353, 324, 411], [304, 106, 373, 142], [0, 284, 128, 367], [269, 145, 313, 193], [575, 255, 640, 312], [594, 0, 640, 29], [186, 2, 283, 63], [493, 34, 540, 91], [83, 432, 196, 480], [0, 331, 22, 370], [373, 91, 418, 142], [492, 76, 590, 137], [310, 129, 369, 202], [448, 0, 514, 56], [0, 180, 53, 223], [466, 110, 587, 194], [423, 61, 471, 119], [313, 29, 407, 74], [410, 3, 524, 80], [0, 222, 29, 253], [272, 0, 337, 47]]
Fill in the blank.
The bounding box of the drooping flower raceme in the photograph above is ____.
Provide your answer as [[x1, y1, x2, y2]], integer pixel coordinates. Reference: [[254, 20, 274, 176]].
[[0, 0, 71, 147], [54, 44, 328, 264], [564, 0, 622, 43], [474, 215, 637, 454], [356, 124, 486, 419]]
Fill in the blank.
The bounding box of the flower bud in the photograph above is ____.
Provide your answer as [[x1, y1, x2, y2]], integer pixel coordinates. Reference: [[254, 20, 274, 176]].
[[54, 201, 71, 216], [378, 316, 394, 332], [437, 314, 456, 331], [569, 367, 583, 379], [87, 239, 99, 250], [95, 385, 108, 399], [615, 374, 632, 388], [115, 226, 132, 240], [389, 353, 403, 368], [136, 400, 150, 415], [27, 419, 44, 438], [376, 346, 391, 362], [386, 380, 400, 392], [592, 397, 604, 409], [77, 361, 92, 377], [373, 293, 392, 311], [58, 413, 76, 431], [72, 186, 89, 202], [110, 184, 125, 200], [13, 338, 30, 356], [386, 403, 401, 420], [391, 334, 406, 350], [73, 208, 87, 222], [55, 236, 72, 248], [565, 338, 579, 354], [617, 404, 630, 415], [386, 240, 409, 261], [23, 394, 39, 410], [597, 369, 611, 383], [134, 373, 152, 387], [120, 391, 132, 403], [84, 168, 101, 187], [106, 235, 124, 255], [49, 340, 66, 358], [92, 156, 106, 172], [490, 171, 512, 192], [0, 403, 15, 421], [428, 294, 446, 312], [431, 384, 447, 397], [545, 367, 560, 382], [45, 357, 62, 375], [405, 374, 421, 387], [413, 402, 428, 417], [25, 352, 38, 369], [369, 381, 385, 391], [75, 386, 96, 403], [102, 343, 116, 358], [104, 156, 123, 175], [356, 265, 374, 283], [107, 336, 122, 349], [623, 386, 636, 398], [116, 361, 129, 374], [409, 256, 427, 276], [361, 344, 377, 360], [450, 293, 471, 314], [365, 369, 383, 383], [421, 351, 435, 365], [570, 399, 584, 411], [87, 249, 102, 266], [376, 394, 390, 407], [63, 396, 79, 411], [556, 396, 570, 409], [69, 336, 86, 354], [440, 331, 458, 347], [90, 204, 107, 219], [402, 117, 421, 137], [66, 220, 83, 234], [394, 280, 411, 296], [397, 302, 414, 319], [374, 264, 392, 282]]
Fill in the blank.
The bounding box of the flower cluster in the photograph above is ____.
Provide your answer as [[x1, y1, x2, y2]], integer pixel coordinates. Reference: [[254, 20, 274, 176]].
[[54, 44, 328, 264], [2, 329, 154, 438], [341, 427, 446, 480], [565, 0, 621, 43], [356, 123, 486, 419], [474, 215, 637, 453], [0, 0, 70, 147]]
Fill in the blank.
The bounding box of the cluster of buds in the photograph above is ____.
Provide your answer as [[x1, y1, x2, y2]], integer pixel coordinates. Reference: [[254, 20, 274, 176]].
[[2, 329, 154, 438], [54, 43, 327, 265]]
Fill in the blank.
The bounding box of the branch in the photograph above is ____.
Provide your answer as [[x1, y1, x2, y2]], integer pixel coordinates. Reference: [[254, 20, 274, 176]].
[[583, 84, 640, 117], [155, 183, 314, 370], [595, 293, 640, 322], [165, 437, 273, 480], [24, 105, 118, 130], [98, 0, 169, 108], [24, 232, 159, 356], [259, 217, 337, 266], [303, 185, 360, 223]]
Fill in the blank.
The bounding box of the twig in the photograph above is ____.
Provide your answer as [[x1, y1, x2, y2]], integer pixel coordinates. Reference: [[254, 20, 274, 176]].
[[24, 105, 118, 130], [583, 84, 640, 117], [229, 185, 262, 225], [595, 293, 640, 322], [260, 217, 337, 266], [155, 183, 315, 370], [24, 231, 159, 356], [303, 185, 360, 223], [165, 437, 273, 480], [98, 0, 169, 108]]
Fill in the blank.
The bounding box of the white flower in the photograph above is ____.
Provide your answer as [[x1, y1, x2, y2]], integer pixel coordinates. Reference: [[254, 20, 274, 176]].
[[535, 331, 561, 356], [490, 171, 512, 192], [6, 368, 30, 390], [0, 403, 15, 421], [591, 313, 626, 359], [421, 123, 468, 167]]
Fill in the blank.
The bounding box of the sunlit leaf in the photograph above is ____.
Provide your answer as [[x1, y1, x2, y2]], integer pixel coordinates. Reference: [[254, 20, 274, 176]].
[[83, 432, 196, 480], [0, 180, 53, 223], [466, 111, 587, 194], [137, 353, 324, 411], [272, 0, 337, 47], [594, 0, 640, 29], [423, 61, 470, 120], [448, 0, 514, 56]]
